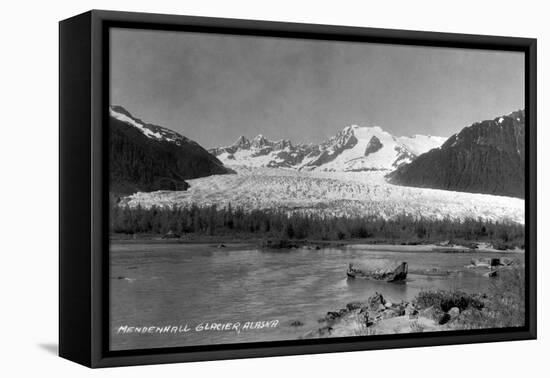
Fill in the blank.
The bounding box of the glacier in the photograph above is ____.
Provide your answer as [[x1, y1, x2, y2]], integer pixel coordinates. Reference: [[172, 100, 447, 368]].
[[122, 166, 524, 224]]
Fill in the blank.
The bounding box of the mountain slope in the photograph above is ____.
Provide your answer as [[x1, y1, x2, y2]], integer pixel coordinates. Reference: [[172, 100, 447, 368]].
[[387, 110, 525, 198], [210, 125, 446, 172], [109, 105, 231, 195], [397, 135, 447, 156]]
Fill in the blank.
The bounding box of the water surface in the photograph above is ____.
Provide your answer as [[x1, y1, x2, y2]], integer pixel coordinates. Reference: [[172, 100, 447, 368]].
[[110, 242, 523, 350]]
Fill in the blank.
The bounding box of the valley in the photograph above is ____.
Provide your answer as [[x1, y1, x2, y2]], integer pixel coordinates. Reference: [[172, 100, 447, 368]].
[[109, 105, 525, 226], [122, 165, 524, 224]]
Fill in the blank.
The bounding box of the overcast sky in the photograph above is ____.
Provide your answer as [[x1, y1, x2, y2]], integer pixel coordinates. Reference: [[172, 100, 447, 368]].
[[110, 28, 524, 149]]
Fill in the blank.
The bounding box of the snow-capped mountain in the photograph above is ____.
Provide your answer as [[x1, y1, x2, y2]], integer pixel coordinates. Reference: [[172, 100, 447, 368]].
[[210, 125, 446, 172], [209, 134, 317, 169]]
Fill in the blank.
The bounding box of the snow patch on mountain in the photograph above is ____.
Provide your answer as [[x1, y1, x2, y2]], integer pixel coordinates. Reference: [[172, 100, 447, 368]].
[[397, 135, 448, 156], [109, 105, 190, 146]]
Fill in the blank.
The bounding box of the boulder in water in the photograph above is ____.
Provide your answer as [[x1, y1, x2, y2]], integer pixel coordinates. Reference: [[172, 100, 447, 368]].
[[347, 262, 408, 282]]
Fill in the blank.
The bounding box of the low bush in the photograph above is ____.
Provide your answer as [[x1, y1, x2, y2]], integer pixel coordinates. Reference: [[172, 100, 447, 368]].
[[414, 290, 485, 312], [416, 266, 525, 330]]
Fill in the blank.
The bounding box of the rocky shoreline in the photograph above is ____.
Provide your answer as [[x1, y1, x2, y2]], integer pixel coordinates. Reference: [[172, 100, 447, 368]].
[[261, 239, 524, 253], [303, 290, 494, 338]]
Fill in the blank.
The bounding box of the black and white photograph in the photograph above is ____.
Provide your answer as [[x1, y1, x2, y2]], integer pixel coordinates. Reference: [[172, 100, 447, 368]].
[[0, 0, 550, 378], [107, 27, 527, 351], [3, 0, 548, 375]]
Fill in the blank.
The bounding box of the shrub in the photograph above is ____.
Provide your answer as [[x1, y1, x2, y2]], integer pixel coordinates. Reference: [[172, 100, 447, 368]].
[[414, 290, 484, 312], [417, 266, 525, 330]]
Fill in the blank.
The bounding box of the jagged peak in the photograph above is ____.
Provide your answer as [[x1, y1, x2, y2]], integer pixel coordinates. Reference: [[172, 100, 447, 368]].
[[232, 135, 251, 147], [220, 134, 297, 152], [338, 125, 393, 143], [273, 138, 293, 149], [342, 124, 383, 133], [342, 124, 359, 133], [251, 134, 271, 148], [252, 134, 269, 142]]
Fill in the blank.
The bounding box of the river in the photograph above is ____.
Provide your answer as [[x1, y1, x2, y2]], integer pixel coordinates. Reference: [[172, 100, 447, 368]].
[[109, 242, 523, 351]]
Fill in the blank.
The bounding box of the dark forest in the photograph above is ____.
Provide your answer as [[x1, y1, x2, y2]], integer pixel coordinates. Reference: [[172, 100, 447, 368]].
[[110, 201, 524, 248]]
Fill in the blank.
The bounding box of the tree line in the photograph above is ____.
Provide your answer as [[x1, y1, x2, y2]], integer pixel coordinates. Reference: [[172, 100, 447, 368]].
[[109, 201, 524, 247]]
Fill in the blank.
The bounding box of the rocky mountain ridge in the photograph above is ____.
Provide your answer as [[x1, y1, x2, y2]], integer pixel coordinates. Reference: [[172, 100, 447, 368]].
[[387, 110, 525, 198], [210, 125, 446, 172]]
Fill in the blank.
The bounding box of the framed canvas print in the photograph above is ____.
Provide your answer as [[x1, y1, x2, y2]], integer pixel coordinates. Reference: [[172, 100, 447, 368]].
[[59, 10, 537, 368]]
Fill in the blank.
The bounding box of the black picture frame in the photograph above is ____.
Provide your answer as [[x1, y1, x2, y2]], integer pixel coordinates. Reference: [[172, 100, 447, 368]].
[[59, 9, 537, 368]]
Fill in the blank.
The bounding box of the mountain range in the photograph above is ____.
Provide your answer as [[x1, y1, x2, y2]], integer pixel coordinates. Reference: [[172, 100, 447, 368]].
[[387, 110, 525, 198], [109, 105, 525, 200], [209, 126, 446, 172]]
